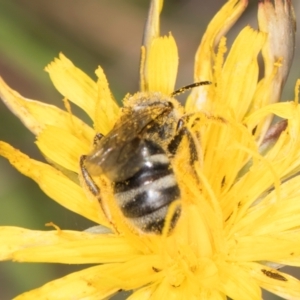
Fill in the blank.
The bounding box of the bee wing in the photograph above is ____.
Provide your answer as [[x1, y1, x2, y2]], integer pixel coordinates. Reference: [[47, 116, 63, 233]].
[[111, 103, 171, 139], [85, 105, 169, 180]]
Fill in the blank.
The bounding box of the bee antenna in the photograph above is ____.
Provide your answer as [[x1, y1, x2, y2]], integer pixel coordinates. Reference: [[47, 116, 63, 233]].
[[171, 81, 211, 97]]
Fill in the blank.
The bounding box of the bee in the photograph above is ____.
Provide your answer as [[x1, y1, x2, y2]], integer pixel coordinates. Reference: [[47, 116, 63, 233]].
[[80, 82, 210, 234]]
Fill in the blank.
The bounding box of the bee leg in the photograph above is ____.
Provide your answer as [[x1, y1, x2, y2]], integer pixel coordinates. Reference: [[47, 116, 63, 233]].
[[79, 155, 119, 233], [80, 133, 104, 195], [93, 133, 104, 147], [167, 119, 198, 165], [79, 155, 100, 197]]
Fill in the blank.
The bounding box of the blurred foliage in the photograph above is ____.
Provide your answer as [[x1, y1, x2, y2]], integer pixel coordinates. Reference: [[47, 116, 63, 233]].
[[0, 0, 299, 299]]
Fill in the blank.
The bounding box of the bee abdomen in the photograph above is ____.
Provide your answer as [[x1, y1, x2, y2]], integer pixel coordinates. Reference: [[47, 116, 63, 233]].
[[132, 204, 181, 233], [119, 176, 180, 218], [116, 179, 181, 233], [114, 155, 171, 193], [113, 145, 181, 233]]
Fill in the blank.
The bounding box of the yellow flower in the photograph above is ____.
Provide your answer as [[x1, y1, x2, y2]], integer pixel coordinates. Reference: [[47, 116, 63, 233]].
[[0, 0, 300, 299]]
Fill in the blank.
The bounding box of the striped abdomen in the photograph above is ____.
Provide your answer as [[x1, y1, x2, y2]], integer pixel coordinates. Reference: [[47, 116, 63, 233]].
[[113, 140, 181, 233]]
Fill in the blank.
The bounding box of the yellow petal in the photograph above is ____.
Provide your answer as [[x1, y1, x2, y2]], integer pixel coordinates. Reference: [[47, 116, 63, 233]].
[[146, 275, 225, 299], [245, 101, 297, 132], [0, 227, 137, 264], [243, 102, 300, 178], [16, 256, 161, 299], [140, 0, 163, 91], [36, 125, 90, 173], [243, 262, 300, 300], [0, 142, 107, 225], [189, 27, 266, 118], [14, 264, 120, 300], [221, 102, 300, 220], [197, 114, 256, 218], [259, 233, 300, 267], [45, 53, 97, 121], [216, 27, 266, 120], [128, 286, 155, 300], [227, 234, 300, 262], [232, 177, 300, 236], [150, 278, 185, 299], [0, 77, 93, 141], [219, 262, 261, 300], [186, 0, 248, 111], [223, 159, 279, 224], [194, 0, 248, 81], [94, 67, 120, 135], [105, 256, 160, 291], [146, 34, 178, 94]]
